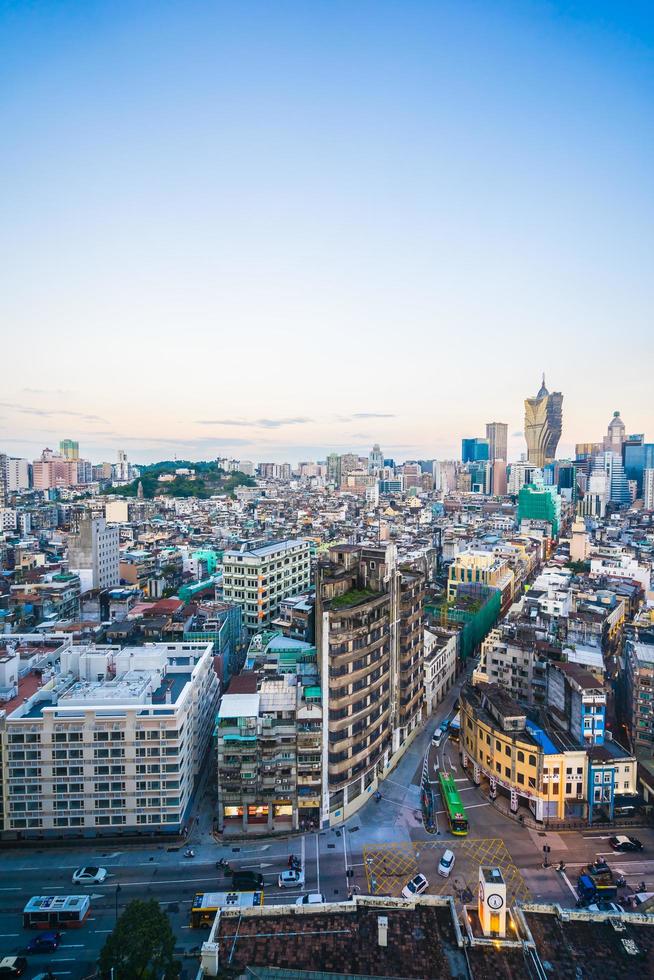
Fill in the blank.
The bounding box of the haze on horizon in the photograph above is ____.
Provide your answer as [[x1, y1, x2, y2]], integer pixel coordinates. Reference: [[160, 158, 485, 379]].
[[1, 0, 653, 465]]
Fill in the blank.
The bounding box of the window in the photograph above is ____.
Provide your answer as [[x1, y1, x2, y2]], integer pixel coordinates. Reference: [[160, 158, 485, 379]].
[[517, 751, 524, 763], [517, 772, 525, 785], [528, 755, 536, 766]]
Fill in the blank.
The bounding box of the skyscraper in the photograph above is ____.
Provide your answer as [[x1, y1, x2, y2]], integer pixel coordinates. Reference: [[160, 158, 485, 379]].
[[60, 439, 79, 460], [524, 375, 563, 468], [590, 451, 631, 508], [368, 443, 384, 474], [486, 422, 508, 461], [461, 437, 489, 463], [603, 411, 626, 453]]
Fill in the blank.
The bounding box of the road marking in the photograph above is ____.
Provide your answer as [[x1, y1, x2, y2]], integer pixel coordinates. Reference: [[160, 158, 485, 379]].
[[0, 887, 21, 892], [93, 875, 226, 886], [61, 943, 85, 948], [0, 933, 19, 937], [96, 929, 113, 933], [560, 871, 579, 898], [315, 832, 321, 895]]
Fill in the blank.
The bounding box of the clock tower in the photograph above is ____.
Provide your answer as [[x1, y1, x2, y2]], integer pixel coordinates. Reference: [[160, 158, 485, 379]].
[[478, 867, 507, 937]]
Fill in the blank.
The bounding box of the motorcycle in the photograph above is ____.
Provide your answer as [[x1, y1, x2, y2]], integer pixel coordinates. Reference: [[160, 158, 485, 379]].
[[217, 858, 232, 874], [616, 875, 627, 888], [184, 848, 195, 858], [288, 855, 302, 872]]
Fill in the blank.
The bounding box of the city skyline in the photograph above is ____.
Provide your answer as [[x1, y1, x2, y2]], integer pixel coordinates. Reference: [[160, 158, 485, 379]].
[[2, 2, 654, 463], [0, 388, 649, 466]]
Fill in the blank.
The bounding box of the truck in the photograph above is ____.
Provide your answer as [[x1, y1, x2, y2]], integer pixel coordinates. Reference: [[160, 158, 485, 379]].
[[577, 861, 619, 903]]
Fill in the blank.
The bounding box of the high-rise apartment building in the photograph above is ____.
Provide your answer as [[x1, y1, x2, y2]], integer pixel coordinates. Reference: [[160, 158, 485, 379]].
[[2, 456, 30, 493], [223, 539, 311, 634], [60, 439, 80, 460], [32, 449, 79, 490], [0, 454, 7, 507], [486, 422, 508, 461], [524, 375, 563, 467], [1, 641, 219, 838], [338, 453, 360, 488], [215, 632, 322, 835], [644, 469, 654, 510], [626, 640, 654, 747], [315, 543, 425, 824], [326, 453, 341, 486], [67, 516, 120, 593]]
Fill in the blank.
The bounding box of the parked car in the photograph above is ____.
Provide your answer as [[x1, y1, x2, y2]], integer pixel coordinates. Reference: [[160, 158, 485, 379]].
[[609, 835, 643, 853], [0, 958, 28, 978], [278, 869, 305, 888], [295, 893, 325, 905], [438, 850, 456, 877], [401, 873, 429, 899], [587, 901, 624, 914], [232, 870, 265, 890], [26, 932, 61, 954], [72, 866, 107, 884]]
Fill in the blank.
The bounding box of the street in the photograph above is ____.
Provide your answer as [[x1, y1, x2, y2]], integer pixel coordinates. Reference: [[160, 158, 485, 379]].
[[1, 685, 652, 979]]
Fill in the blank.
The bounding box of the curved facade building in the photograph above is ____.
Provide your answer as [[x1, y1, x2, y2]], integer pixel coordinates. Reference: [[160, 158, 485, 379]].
[[524, 376, 563, 468], [316, 543, 424, 824]]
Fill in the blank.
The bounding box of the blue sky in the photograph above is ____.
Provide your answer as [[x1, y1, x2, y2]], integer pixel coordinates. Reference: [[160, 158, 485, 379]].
[[1, 0, 653, 463]]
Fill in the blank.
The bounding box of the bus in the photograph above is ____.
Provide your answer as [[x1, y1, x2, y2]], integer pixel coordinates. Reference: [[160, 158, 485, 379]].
[[23, 895, 91, 929], [190, 890, 264, 928], [438, 771, 468, 835], [448, 712, 461, 743]]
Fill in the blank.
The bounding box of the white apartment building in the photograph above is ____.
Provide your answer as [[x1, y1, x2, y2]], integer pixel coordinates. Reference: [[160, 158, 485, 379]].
[[0, 508, 17, 532], [4, 457, 30, 492], [589, 551, 651, 593], [644, 468, 654, 510], [67, 516, 120, 592], [223, 540, 311, 634], [423, 627, 457, 714], [0, 641, 219, 838]]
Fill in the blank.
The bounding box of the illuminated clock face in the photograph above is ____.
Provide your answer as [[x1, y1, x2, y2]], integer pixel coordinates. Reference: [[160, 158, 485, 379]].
[[487, 893, 504, 910]]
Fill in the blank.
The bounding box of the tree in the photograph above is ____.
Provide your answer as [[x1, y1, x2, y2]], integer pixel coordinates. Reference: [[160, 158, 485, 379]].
[[99, 898, 179, 979]]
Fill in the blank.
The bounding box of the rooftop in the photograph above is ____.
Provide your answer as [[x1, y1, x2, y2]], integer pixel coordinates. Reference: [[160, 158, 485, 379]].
[[209, 899, 465, 979], [218, 692, 260, 719], [224, 539, 308, 559]]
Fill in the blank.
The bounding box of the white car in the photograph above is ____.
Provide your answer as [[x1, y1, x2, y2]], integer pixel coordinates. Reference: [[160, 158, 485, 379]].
[[402, 873, 429, 899], [587, 901, 624, 914], [72, 866, 108, 885], [438, 850, 455, 877], [431, 727, 443, 745], [278, 869, 305, 888], [296, 892, 325, 905]]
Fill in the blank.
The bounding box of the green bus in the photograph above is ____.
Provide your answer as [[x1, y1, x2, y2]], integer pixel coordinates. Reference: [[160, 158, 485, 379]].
[[438, 771, 469, 835]]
